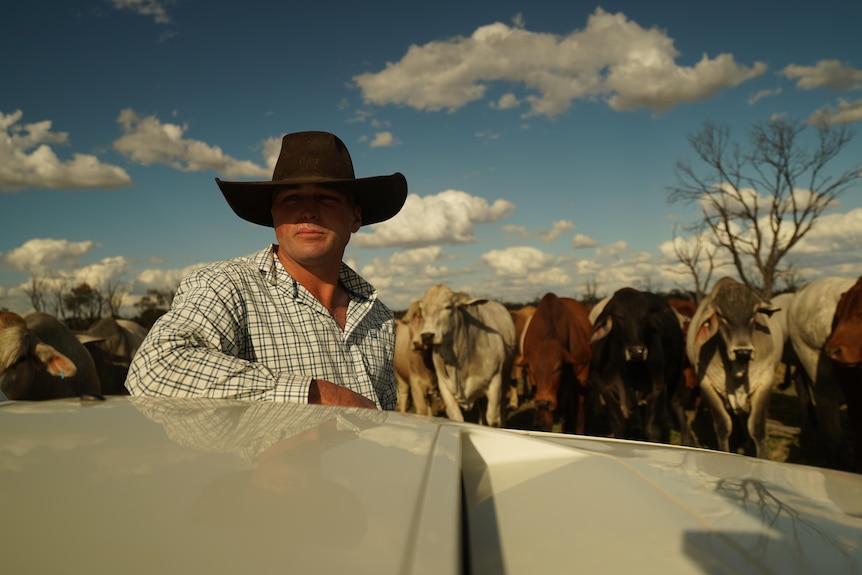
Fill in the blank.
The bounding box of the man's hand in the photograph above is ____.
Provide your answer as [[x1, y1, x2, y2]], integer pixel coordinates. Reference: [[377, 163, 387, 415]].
[[308, 379, 378, 409]]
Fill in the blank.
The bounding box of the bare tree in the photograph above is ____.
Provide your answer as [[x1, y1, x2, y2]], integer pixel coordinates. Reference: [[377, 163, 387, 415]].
[[670, 224, 721, 303], [48, 277, 70, 319], [581, 277, 601, 308], [102, 280, 127, 318], [22, 275, 49, 312], [668, 118, 859, 299]]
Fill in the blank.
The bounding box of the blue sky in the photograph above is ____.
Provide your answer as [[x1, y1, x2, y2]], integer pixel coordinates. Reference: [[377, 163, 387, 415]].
[[2, 0, 861, 315]]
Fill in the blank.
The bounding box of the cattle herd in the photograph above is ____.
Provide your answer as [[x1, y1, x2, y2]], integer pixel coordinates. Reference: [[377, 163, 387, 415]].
[[2, 274, 860, 474], [398, 276, 862, 474]]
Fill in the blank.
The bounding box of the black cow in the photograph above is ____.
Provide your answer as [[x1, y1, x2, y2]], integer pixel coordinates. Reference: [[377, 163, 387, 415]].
[[587, 288, 691, 445]]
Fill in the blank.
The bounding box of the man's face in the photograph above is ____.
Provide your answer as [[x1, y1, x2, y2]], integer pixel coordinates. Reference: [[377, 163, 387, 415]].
[[271, 183, 362, 272]]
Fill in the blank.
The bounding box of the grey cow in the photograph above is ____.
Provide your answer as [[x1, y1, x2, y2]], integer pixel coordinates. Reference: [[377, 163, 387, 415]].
[[1, 312, 101, 400], [786, 276, 857, 467], [414, 284, 515, 428], [687, 278, 783, 458]]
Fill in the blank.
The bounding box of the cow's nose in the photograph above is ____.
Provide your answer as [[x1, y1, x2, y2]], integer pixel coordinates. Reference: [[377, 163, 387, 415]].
[[626, 345, 648, 361], [536, 399, 552, 411], [825, 345, 845, 361], [734, 348, 753, 362], [421, 332, 434, 345]]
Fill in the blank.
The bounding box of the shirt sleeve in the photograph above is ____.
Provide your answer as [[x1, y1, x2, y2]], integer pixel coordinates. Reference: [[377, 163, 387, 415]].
[[125, 269, 312, 403]]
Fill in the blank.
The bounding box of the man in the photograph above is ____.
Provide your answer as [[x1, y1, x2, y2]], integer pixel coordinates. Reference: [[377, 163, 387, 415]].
[[125, 131, 408, 409]]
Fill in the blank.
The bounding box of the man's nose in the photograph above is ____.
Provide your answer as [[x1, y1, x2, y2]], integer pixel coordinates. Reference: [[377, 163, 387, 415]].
[[297, 200, 320, 220]]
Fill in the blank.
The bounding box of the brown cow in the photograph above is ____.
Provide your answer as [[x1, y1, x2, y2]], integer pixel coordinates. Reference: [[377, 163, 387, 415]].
[[1, 312, 101, 401], [394, 301, 442, 416], [509, 304, 537, 407], [824, 275, 862, 473], [518, 293, 591, 434]]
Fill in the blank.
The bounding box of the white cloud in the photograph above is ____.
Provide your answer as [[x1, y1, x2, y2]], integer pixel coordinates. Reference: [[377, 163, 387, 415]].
[[596, 240, 628, 257], [113, 109, 273, 179], [748, 87, 782, 105], [4, 238, 101, 275], [806, 98, 862, 126], [572, 233, 598, 248], [352, 189, 515, 248], [493, 93, 521, 110], [353, 8, 765, 117], [134, 263, 208, 291], [780, 60, 862, 92], [369, 131, 399, 148], [538, 220, 575, 242], [110, 0, 171, 25], [0, 110, 132, 191]]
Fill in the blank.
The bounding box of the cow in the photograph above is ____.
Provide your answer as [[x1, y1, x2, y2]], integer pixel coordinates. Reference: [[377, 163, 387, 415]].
[[509, 304, 537, 405], [414, 284, 515, 427], [77, 317, 148, 395], [823, 275, 862, 473], [588, 288, 689, 445], [394, 301, 442, 416], [688, 277, 782, 458], [667, 297, 699, 393], [787, 276, 856, 468], [1, 312, 102, 401], [518, 293, 591, 434]]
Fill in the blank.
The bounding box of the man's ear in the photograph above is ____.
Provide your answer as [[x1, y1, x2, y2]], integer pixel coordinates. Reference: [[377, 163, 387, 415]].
[[351, 206, 362, 232]]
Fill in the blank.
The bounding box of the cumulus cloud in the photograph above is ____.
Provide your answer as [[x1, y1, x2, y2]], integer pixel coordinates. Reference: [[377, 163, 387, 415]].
[[596, 240, 628, 257], [352, 189, 515, 248], [499, 220, 573, 241], [806, 98, 862, 126], [369, 131, 399, 148], [4, 238, 101, 275], [572, 233, 598, 248], [482, 245, 566, 276], [353, 8, 765, 117], [0, 110, 132, 191], [113, 109, 274, 178], [748, 87, 782, 105], [780, 60, 862, 92], [110, 0, 171, 25], [134, 263, 208, 291]]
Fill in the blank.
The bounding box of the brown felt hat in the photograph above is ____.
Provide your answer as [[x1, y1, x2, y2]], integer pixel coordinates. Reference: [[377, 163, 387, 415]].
[[216, 131, 407, 227]]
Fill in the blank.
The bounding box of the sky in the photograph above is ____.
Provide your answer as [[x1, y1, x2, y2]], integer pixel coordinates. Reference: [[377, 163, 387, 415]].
[[2, 0, 861, 315]]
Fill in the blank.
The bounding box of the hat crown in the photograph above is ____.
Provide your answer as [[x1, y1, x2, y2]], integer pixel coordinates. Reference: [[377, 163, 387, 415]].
[[272, 131, 356, 183]]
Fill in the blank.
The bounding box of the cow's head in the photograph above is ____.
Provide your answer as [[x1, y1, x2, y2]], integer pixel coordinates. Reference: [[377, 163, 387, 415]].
[[694, 279, 776, 379], [519, 338, 574, 423], [588, 289, 650, 362], [416, 284, 487, 347], [0, 312, 78, 400]]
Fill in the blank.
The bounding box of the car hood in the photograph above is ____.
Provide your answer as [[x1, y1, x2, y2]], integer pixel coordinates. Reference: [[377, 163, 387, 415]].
[[1, 396, 861, 574]]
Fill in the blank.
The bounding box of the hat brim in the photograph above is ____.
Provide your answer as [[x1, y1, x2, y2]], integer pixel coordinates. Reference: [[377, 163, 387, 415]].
[[216, 173, 407, 227]]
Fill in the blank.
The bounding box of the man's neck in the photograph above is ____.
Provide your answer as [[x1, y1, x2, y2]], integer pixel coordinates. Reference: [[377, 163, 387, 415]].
[[275, 248, 343, 310]]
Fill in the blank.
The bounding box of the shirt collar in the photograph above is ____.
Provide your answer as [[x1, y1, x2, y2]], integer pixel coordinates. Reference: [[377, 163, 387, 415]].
[[256, 244, 376, 303]]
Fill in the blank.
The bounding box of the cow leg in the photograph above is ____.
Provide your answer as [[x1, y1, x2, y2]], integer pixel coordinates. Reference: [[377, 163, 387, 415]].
[[395, 372, 410, 413], [409, 376, 431, 416], [747, 385, 773, 459], [436, 379, 465, 422], [484, 376, 504, 428], [700, 379, 733, 452], [670, 383, 696, 447]]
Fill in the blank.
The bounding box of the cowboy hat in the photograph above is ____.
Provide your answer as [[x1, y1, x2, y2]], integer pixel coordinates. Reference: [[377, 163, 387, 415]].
[[216, 131, 407, 227]]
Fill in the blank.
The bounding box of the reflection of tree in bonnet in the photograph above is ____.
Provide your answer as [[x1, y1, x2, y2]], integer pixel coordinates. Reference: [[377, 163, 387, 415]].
[[713, 477, 856, 571]]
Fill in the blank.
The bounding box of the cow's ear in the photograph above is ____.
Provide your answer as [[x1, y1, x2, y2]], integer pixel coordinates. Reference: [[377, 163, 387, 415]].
[[458, 297, 489, 308], [755, 304, 779, 317], [32, 342, 78, 379], [694, 313, 719, 346], [589, 316, 612, 344]]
